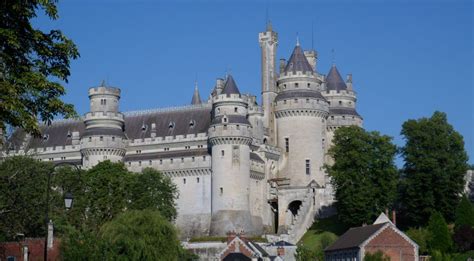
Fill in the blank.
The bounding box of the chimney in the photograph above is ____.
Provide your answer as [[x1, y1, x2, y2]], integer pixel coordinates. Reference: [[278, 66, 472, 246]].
[[279, 59, 286, 75], [47, 220, 54, 249], [277, 246, 285, 256], [392, 210, 397, 226]]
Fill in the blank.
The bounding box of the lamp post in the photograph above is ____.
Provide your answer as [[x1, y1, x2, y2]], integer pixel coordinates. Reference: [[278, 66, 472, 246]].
[[44, 162, 81, 261]]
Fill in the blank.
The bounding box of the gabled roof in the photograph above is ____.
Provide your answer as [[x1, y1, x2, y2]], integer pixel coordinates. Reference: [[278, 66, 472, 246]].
[[326, 65, 347, 91], [325, 223, 386, 251], [191, 84, 202, 105], [222, 75, 241, 95], [284, 45, 313, 73]]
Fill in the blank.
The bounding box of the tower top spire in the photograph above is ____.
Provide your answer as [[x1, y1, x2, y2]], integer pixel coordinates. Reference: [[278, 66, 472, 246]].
[[191, 81, 202, 105], [296, 32, 300, 46]]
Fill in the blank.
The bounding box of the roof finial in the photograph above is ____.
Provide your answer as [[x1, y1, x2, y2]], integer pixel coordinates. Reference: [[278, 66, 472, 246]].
[[331, 48, 336, 66], [296, 32, 300, 46]]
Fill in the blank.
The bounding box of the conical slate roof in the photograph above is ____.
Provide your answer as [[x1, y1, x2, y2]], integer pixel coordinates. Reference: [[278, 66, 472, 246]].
[[191, 84, 202, 105], [326, 65, 347, 91], [222, 75, 241, 95], [284, 45, 313, 73]]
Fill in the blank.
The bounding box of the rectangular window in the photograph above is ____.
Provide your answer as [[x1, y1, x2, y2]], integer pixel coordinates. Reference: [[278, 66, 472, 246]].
[[100, 136, 103, 141], [220, 187, 223, 195], [221, 150, 225, 157], [149, 160, 152, 165], [197, 177, 200, 183], [285, 138, 289, 153], [306, 160, 310, 175], [183, 178, 186, 184], [160, 159, 163, 165], [192, 156, 195, 162]]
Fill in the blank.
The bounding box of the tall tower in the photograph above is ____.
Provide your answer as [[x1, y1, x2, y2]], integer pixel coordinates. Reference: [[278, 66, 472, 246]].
[[80, 81, 126, 168], [208, 75, 259, 235], [259, 23, 278, 145], [275, 43, 329, 187], [322, 65, 363, 164]]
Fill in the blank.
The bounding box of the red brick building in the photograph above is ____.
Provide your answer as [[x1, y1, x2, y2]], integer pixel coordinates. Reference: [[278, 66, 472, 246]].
[[219, 232, 271, 261], [0, 238, 60, 261], [325, 213, 419, 261]]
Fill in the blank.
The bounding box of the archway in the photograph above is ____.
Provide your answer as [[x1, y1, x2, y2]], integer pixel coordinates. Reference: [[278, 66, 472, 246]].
[[288, 200, 302, 216]]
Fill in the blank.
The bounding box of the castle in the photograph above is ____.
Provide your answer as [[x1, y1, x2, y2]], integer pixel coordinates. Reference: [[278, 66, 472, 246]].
[[3, 24, 362, 243]]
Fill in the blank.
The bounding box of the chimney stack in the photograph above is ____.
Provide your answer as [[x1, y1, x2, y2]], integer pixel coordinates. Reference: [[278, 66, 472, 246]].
[[47, 220, 54, 249], [392, 210, 397, 226]]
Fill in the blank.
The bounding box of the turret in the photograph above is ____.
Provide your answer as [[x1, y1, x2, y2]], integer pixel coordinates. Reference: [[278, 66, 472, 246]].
[[191, 82, 202, 105], [275, 43, 329, 187], [208, 75, 260, 235], [259, 23, 278, 145], [322, 65, 363, 164], [80, 81, 126, 168]]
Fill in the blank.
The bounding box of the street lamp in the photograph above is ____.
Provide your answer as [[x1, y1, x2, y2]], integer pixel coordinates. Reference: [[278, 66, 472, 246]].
[[44, 162, 81, 261]]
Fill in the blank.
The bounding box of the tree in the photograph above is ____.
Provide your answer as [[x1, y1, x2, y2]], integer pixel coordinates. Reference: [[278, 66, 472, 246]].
[[455, 196, 474, 229], [406, 227, 430, 254], [327, 126, 399, 227], [453, 225, 474, 252], [364, 251, 391, 261], [428, 212, 453, 253], [100, 210, 182, 260], [295, 244, 321, 261], [0, 0, 79, 136], [400, 111, 469, 226], [130, 168, 178, 221]]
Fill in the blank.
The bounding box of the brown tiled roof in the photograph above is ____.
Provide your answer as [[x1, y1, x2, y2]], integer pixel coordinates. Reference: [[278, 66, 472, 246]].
[[325, 223, 386, 251]]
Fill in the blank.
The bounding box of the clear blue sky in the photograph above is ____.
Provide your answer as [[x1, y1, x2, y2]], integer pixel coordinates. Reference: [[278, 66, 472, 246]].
[[35, 0, 473, 165]]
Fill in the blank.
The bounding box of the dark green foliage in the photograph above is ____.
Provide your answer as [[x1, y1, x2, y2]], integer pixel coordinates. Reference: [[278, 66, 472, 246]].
[[99, 210, 182, 260], [0, 0, 79, 136], [129, 167, 178, 221], [452, 250, 474, 261], [327, 126, 399, 227], [406, 227, 429, 254], [294, 244, 322, 261], [453, 225, 474, 252], [455, 196, 474, 229], [400, 112, 469, 226], [428, 212, 453, 253], [0, 156, 52, 239], [364, 251, 391, 261]]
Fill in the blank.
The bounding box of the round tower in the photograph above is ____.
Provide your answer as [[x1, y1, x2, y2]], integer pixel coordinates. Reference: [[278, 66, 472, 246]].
[[275, 43, 329, 187], [208, 75, 259, 235], [80, 81, 126, 168], [322, 65, 363, 164]]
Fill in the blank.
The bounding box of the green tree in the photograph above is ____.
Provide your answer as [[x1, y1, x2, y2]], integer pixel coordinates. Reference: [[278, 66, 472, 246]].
[[400, 111, 469, 226], [428, 212, 453, 253], [130, 167, 178, 221], [0, 0, 79, 136], [406, 227, 430, 254], [455, 196, 474, 229], [327, 126, 399, 227], [294, 244, 321, 261], [364, 251, 391, 261], [99, 210, 182, 261]]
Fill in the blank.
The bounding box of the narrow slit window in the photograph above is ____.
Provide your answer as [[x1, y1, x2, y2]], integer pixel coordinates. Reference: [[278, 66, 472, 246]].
[[285, 138, 289, 153], [306, 160, 311, 175]]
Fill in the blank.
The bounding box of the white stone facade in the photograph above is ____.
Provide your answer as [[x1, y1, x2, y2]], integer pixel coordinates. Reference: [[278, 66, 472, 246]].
[[2, 26, 363, 242]]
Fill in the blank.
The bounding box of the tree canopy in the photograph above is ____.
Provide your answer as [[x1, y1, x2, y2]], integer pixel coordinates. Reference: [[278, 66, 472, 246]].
[[428, 212, 453, 253], [400, 111, 469, 226], [327, 126, 399, 227], [0, 0, 79, 136]]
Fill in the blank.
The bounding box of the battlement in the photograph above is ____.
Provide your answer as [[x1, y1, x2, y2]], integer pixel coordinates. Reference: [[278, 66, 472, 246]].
[[88, 86, 121, 97]]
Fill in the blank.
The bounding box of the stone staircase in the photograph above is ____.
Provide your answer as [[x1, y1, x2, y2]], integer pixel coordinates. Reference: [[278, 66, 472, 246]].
[[286, 187, 318, 244]]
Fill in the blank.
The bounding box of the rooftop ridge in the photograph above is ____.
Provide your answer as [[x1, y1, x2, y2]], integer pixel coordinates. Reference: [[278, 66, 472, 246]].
[[124, 103, 211, 116]]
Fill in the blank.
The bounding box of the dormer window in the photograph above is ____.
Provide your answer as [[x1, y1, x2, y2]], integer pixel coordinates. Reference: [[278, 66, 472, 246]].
[[43, 134, 49, 140], [189, 120, 196, 128], [168, 121, 175, 130], [66, 131, 71, 138], [141, 123, 147, 131]]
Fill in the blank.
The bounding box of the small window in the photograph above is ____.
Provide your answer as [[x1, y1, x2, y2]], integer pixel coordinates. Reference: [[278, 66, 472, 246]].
[[67, 131, 72, 137], [331, 116, 335, 120], [192, 156, 195, 162], [328, 101, 331, 105], [170, 158, 173, 164], [197, 177, 200, 183], [183, 178, 186, 184], [6, 256, 16, 261], [160, 159, 163, 165], [339, 101, 342, 105], [285, 138, 289, 153], [168, 122, 175, 129], [112, 136, 115, 141], [223, 117, 227, 123], [223, 125, 227, 130], [236, 125, 240, 130], [342, 116, 346, 120], [203, 156, 206, 161], [234, 107, 238, 113], [149, 160, 152, 165], [220, 187, 223, 195], [89, 137, 92, 142], [181, 157, 184, 163], [189, 120, 196, 128], [128, 162, 131, 166], [221, 150, 225, 157], [141, 124, 147, 131], [100, 136, 103, 141], [138, 161, 142, 166], [294, 98, 298, 103], [306, 160, 311, 175], [295, 83, 299, 88], [284, 100, 287, 104], [307, 83, 310, 88], [306, 99, 309, 103]]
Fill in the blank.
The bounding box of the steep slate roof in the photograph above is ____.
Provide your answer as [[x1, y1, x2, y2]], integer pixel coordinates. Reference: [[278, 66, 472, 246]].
[[191, 84, 202, 105], [325, 223, 386, 251], [326, 65, 347, 91], [250, 152, 265, 163], [329, 108, 361, 117], [284, 45, 313, 73], [222, 75, 241, 95]]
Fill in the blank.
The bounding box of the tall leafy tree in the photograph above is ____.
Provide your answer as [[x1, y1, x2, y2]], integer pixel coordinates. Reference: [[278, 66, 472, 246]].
[[0, 0, 79, 136], [401, 111, 469, 226], [427, 212, 452, 253], [327, 126, 398, 227]]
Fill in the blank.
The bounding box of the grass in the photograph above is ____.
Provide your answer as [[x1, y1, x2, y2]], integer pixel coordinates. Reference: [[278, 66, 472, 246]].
[[298, 215, 348, 249]]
